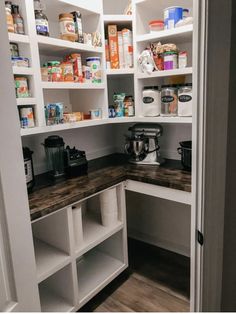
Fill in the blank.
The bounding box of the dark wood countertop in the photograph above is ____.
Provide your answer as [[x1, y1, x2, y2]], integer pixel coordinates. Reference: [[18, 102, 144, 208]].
[[29, 154, 191, 221]]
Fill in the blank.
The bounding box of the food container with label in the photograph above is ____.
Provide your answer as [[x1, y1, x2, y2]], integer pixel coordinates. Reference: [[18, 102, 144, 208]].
[[164, 6, 183, 29], [47, 61, 63, 82], [124, 96, 135, 117], [10, 43, 19, 57], [90, 109, 102, 120], [19, 107, 35, 128], [15, 77, 30, 98], [11, 57, 29, 67], [68, 53, 83, 82], [161, 85, 178, 116], [178, 51, 188, 68], [178, 83, 192, 116], [164, 51, 178, 70], [59, 13, 77, 42], [86, 57, 101, 83], [142, 86, 161, 117], [82, 65, 91, 82], [149, 20, 164, 32], [61, 61, 74, 82]]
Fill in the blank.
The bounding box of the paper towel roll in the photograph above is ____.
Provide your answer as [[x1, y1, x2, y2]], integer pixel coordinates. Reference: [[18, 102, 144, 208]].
[[99, 188, 118, 227], [72, 204, 83, 247]]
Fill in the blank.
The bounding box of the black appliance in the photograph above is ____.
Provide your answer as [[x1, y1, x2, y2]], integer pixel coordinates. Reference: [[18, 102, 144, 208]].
[[23, 147, 35, 192], [64, 146, 88, 178], [178, 141, 192, 171]]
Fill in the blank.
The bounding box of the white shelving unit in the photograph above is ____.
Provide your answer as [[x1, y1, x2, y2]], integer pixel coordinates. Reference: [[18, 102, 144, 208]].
[[30, 183, 128, 312], [137, 67, 193, 79]]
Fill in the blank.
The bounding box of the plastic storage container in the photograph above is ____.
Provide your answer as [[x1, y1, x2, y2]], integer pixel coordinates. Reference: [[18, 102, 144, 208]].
[[164, 6, 183, 29], [161, 85, 178, 116], [178, 83, 193, 116], [86, 57, 101, 83], [148, 20, 164, 32]]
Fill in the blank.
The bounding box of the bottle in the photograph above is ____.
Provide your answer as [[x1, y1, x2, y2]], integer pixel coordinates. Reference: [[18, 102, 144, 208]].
[[5, 1, 14, 33], [34, 0, 49, 36], [12, 5, 25, 34]]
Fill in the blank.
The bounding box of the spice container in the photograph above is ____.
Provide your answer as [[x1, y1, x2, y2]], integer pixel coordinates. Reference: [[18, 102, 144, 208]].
[[142, 86, 161, 117], [34, 0, 50, 36], [178, 51, 188, 68], [19, 107, 35, 128], [59, 13, 77, 42], [10, 42, 19, 57], [86, 57, 101, 83], [164, 51, 178, 70], [161, 85, 178, 116], [5, 1, 14, 33], [178, 83, 192, 117], [15, 77, 30, 98], [61, 61, 74, 82], [124, 96, 135, 117], [82, 65, 90, 82], [12, 4, 25, 34], [149, 20, 164, 32]]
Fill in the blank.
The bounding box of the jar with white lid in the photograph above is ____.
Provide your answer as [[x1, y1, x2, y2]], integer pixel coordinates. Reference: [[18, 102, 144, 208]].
[[142, 86, 161, 117], [178, 83, 193, 117]]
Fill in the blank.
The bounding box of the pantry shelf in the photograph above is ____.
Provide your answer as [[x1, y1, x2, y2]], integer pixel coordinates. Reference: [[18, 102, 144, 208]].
[[136, 24, 193, 44], [16, 97, 37, 106], [34, 238, 71, 284], [41, 82, 106, 90], [8, 32, 30, 43], [77, 250, 126, 304], [103, 15, 133, 26], [75, 214, 123, 258], [39, 287, 75, 313], [106, 68, 134, 76], [137, 67, 193, 79], [13, 66, 34, 76], [37, 35, 103, 56]]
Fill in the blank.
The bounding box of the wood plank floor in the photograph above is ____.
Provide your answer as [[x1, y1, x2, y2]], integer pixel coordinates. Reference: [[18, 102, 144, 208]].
[[80, 239, 190, 312]]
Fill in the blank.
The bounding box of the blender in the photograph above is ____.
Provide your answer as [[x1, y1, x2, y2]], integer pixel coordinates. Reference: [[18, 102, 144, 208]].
[[43, 135, 65, 178]]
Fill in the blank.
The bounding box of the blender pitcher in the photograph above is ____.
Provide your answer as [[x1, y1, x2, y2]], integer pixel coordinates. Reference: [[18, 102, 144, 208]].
[[43, 136, 65, 178]]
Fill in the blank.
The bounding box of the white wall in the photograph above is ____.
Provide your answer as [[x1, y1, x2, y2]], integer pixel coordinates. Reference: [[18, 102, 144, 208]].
[[126, 191, 191, 257], [22, 124, 117, 175]]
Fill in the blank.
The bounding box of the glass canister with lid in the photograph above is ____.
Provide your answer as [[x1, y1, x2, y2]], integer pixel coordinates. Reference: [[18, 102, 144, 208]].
[[178, 83, 193, 116], [142, 86, 161, 117], [161, 84, 178, 116]]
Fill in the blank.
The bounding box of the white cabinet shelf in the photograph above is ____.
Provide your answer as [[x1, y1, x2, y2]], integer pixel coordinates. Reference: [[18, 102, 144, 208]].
[[103, 14, 133, 26], [13, 67, 34, 76], [8, 32, 29, 43], [41, 82, 105, 90], [76, 214, 123, 257], [37, 35, 103, 56], [77, 249, 126, 303], [136, 25, 193, 44], [34, 238, 71, 283], [137, 67, 193, 79], [39, 287, 74, 312], [16, 97, 37, 106], [106, 68, 134, 76]]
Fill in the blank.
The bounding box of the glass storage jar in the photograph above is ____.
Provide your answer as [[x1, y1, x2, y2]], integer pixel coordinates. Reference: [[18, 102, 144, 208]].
[[161, 85, 178, 116]]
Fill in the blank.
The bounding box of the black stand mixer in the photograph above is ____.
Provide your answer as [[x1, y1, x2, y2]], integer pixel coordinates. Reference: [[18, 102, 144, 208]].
[[124, 123, 165, 165]]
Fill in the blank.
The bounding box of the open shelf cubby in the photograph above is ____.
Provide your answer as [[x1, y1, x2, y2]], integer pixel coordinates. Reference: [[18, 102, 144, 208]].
[[73, 185, 124, 257], [77, 230, 127, 305], [32, 208, 71, 283]]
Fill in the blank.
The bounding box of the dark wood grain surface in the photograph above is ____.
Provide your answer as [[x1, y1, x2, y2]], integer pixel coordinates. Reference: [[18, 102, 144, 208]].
[[29, 154, 191, 221]]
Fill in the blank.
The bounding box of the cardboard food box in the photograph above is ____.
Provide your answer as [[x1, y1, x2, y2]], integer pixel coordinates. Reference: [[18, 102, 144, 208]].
[[108, 25, 119, 69]]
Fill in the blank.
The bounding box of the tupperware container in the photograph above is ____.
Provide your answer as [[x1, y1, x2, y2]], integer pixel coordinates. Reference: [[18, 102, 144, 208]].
[[149, 20, 164, 32]]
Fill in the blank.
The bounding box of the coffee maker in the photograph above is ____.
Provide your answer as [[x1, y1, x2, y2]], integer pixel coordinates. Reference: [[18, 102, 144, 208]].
[[124, 123, 165, 165]]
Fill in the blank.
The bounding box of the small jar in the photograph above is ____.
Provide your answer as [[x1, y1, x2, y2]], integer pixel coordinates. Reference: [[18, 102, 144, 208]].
[[164, 51, 178, 70], [161, 85, 178, 116], [124, 96, 135, 117], [5, 1, 14, 33], [142, 86, 161, 117], [59, 13, 77, 42], [178, 83, 193, 117]]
